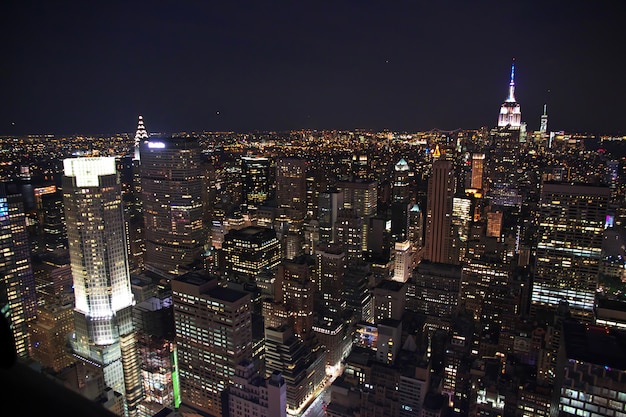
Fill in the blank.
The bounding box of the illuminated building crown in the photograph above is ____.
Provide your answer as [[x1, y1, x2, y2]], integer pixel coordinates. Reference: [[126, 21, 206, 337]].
[[134, 115, 149, 160], [497, 60, 522, 129]]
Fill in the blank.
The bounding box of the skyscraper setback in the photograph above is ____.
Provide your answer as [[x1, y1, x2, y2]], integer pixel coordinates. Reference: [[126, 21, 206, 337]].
[[62, 157, 143, 416]]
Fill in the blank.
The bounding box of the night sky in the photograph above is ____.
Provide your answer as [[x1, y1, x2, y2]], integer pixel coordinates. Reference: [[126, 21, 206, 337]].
[[1, 1, 625, 136]]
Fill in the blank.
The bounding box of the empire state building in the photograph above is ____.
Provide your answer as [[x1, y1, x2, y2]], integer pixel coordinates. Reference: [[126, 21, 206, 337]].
[[497, 60, 522, 129]]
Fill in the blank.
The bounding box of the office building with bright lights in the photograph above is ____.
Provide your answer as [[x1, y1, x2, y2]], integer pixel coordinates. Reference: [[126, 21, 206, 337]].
[[63, 157, 143, 416]]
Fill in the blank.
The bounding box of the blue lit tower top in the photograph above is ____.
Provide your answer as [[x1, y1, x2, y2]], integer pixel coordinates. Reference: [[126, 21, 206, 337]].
[[498, 59, 522, 129], [506, 61, 516, 102]]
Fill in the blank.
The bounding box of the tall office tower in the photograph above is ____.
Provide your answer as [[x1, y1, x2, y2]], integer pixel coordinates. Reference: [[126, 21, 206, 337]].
[[264, 325, 326, 416], [424, 159, 455, 264], [408, 203, 423, 249], [391, 159, 411, 243], [337, 179, 377, 218], [0, 183, 37, 359], [279, 258, 315, 340], [140, 136, 205, 277], [220, 226, 282, 285], [366, 216, 392, 263], [337, 179, 377, 257], [392, 158, 411, 203], [539, 104, 548, 135], [343, 263, 373, 323], [276, 157, 307, 219], [316, 243, 347, 317], [461, 258, 512, 358], [318, 187, 343, 244], [450, 196, 472, 264], [133, 296, 178, 415], [335, 208, 364, 265], [172, 271, 252, 417], [39, 187, 68, 251], [62, 157, 143, 416], [133, 115, 149, 161], [470, 153, 485, 190], [532, 183, 610, 322], [407, 262, 462, 332], [241, 156, 270, 212], [227, 361, 286, 417], [392, 240, 412, 283], [497, 60, 522, 129]]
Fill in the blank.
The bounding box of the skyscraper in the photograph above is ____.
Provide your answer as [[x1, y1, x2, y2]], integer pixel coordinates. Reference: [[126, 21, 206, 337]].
[[276, 157, 307, 218], [532, 182, 610, 322], [63, 157, 143, 416], [172, 270, 252, 417], [133, 115, 148, 161], [539, 104, 548, 135], [391, 158, 411, 243], [241, 156, 271, 212], [497, 60, 522, 129], [318, 187, 343, 244], [140, 136, 205, 277], [470, 153, 485, 190], [424, 159, 455, 264], [220, 226, 282, 285], [0, 183, 37, 359]]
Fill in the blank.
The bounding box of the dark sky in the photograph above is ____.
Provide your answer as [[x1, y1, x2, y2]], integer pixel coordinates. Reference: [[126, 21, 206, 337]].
[[1, 1, 625, 135]]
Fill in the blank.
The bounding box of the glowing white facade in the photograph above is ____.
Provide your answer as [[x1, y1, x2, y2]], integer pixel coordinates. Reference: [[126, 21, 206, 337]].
[[393, 240, 412, 283], [497, 61, 522, 129], [63, 157, 142, 416]]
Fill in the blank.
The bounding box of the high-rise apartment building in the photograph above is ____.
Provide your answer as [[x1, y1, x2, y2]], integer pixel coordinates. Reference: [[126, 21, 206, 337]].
[[172, 270, 252, 417], [532, 182, 610, 322], [0, 183, 37, 359], [140, 136, 205, 277], [63, 157, 143, 416], [424, 159, 455, 264]]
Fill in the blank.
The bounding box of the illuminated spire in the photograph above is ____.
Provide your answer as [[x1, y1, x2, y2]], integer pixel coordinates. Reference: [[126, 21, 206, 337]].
[[432, 143, 441, 158], [506, 59, 516, 102], [133, 115, 148, 161], [498, 59, 522, 129], [540, 104, 548, 134]]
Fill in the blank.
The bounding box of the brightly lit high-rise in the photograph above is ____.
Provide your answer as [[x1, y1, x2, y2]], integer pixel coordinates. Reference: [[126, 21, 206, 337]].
[[63, 157, 143, 417], [532, 182, 610, 322]]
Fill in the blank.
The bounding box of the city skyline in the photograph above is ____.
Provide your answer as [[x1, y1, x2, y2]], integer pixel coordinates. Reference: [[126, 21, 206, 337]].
[[2, 1, 626, 136]]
